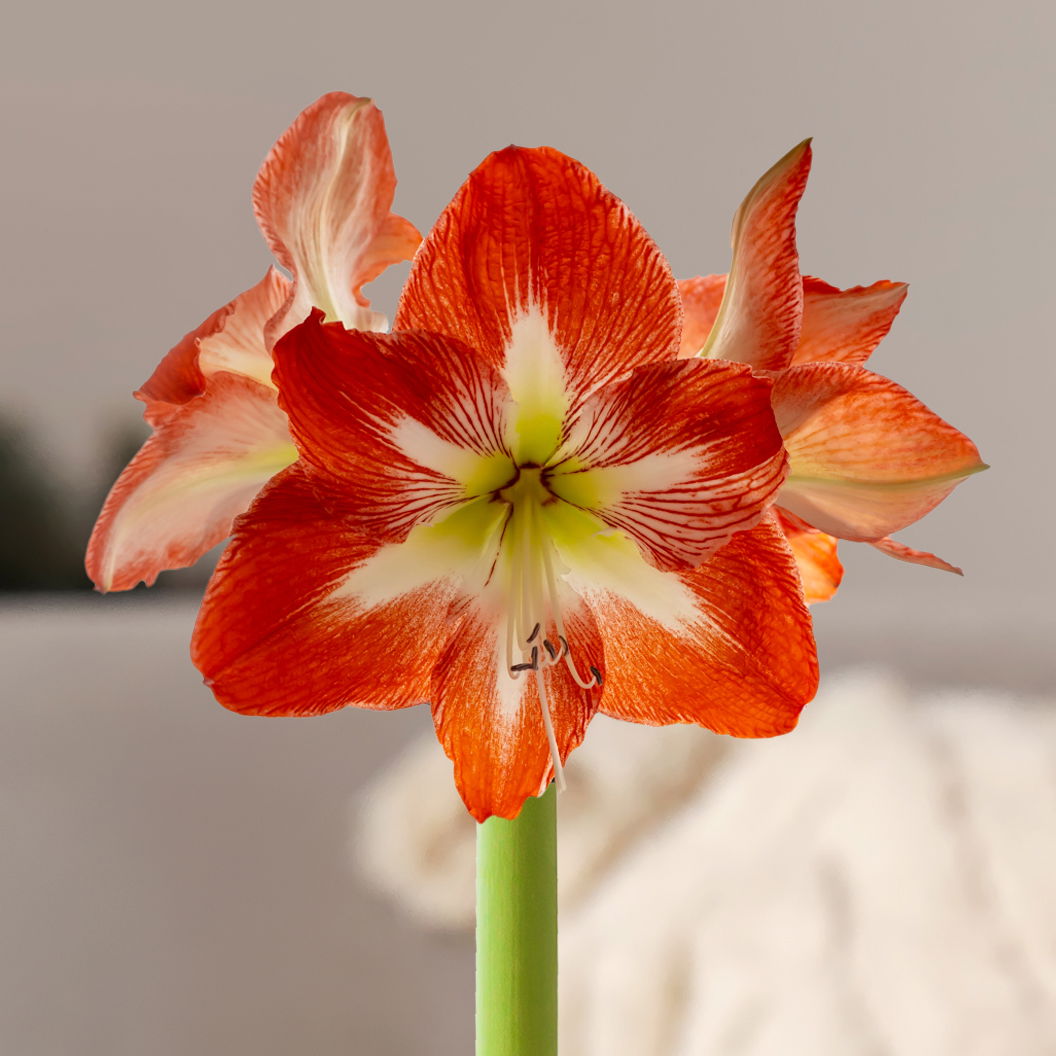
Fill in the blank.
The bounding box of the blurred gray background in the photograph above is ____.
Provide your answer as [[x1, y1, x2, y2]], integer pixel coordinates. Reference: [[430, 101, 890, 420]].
[[1, 0, 1051, 1053]]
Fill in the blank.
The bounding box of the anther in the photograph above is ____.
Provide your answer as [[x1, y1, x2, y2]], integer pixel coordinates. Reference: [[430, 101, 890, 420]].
[[527, 623, 541, 643], [542, 638, 558, 660], [589, 665, 603, 686]]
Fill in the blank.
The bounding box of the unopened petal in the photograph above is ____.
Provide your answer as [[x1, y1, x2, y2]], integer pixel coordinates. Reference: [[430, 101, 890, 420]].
[[774, 363, 985, 541], [395, 145, 682, 413], [700, 141, 811, 371], [253, 92, 420, 339], [86, 373, 295, 591]]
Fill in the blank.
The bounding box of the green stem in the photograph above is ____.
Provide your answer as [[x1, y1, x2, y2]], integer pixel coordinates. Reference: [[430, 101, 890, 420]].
[[476, 783, 558, 1056]]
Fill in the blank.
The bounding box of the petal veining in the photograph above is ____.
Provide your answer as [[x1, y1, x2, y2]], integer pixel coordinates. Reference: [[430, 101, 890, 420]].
[[273, 317, 510, 540], [192, 465, 455, 716], [700, 141, 811, 371], [774, 363, 985, 540], [549, 358, 788, 569], [395, 145, 682, 412], [87, 373, 295, 591], [792, 276, 908, 367], [593, 517, 818, 734], [253, 92, 420, 339]]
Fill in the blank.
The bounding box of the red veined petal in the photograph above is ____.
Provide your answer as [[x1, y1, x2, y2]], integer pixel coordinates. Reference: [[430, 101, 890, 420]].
[[593, 517, 817, 733], [431, 599, 603, 821], [791, 276, 908, 367], [549, 358, 787, 569], [869, 535, 963, 575], [253, 92, 421, 340], [394, 145, 682, 410], [273, 315, 510, 540], [86, 373, 295, 592], [677, 275, 726, 358], [774, 363, 985, 540], [700, 141, 811, 371], [192, 465, 456, 716], [776, 507, 843, 603], [136, 269, 290, 424]]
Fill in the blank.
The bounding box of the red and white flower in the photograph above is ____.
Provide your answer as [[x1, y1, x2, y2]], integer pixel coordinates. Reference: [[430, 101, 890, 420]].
[[192, 147, 819, 821], [86, 93, 420, 591], [679, 142, 985, 602]]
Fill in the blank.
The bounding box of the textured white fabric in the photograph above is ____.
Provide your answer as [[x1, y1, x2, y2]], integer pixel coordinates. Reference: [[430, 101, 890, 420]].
[[356, 670, 1056, 1054]]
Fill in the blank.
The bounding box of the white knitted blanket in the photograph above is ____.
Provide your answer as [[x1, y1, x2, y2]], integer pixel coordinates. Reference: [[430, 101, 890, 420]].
[[355, 671, 1056, 1055]]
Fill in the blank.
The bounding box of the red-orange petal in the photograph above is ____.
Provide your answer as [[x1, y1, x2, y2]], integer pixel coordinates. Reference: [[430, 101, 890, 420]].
[[700, 141, 811, 371], [677, 274, 727, 358], [554, 357, 787, 569], [253, 92, 421, 340], [394, 145, 682, 410], [136, 269, 290, 425], [273, 315, 509, 540], [86, 373, 294, 592], [869, 535, 963, 575], [431, 600, 603, 821], [774, 363, 985, 541], [192, 465, 455, 716], [791, 276, 908, 367], [775, 507, 843, 603], [594, 517, 817, 733]]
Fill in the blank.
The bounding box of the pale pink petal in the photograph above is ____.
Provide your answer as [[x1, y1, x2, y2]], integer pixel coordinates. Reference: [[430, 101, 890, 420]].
[[136, 269, 290, 425], [253, 92, 421, 341], [86, 373, 295, 591]]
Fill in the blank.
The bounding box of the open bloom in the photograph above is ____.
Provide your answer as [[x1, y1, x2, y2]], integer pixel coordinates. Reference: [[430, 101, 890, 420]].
[[192, 147, 819, 821], [679, 142, 985, 601], [86, 92, 420, 591]]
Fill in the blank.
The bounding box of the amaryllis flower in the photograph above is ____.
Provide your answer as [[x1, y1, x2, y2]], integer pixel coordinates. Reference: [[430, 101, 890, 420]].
[[86, 92, 420, 591], [192, 147, 819, 821], [679, 142, 985, 602]]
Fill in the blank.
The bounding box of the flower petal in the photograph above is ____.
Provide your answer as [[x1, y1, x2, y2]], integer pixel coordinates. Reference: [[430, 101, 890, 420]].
[[136, 269, 290, 424], [791, 276, 908, 366], [548, 358, 787, 569], [869, 535, 963, 575], [591, 517, 817, 734], [677, 275, 726, 358], [776, 507, 843, 603], [700, 141, 811, 371], [86, 373, 295, 591], [394, 145, 682, 411], [273, 315, 511, 540], [192, 465, 455, 716], [253, 92, 421, 339], [774, 363, 985, 540], [431, 599, 603, 821]]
